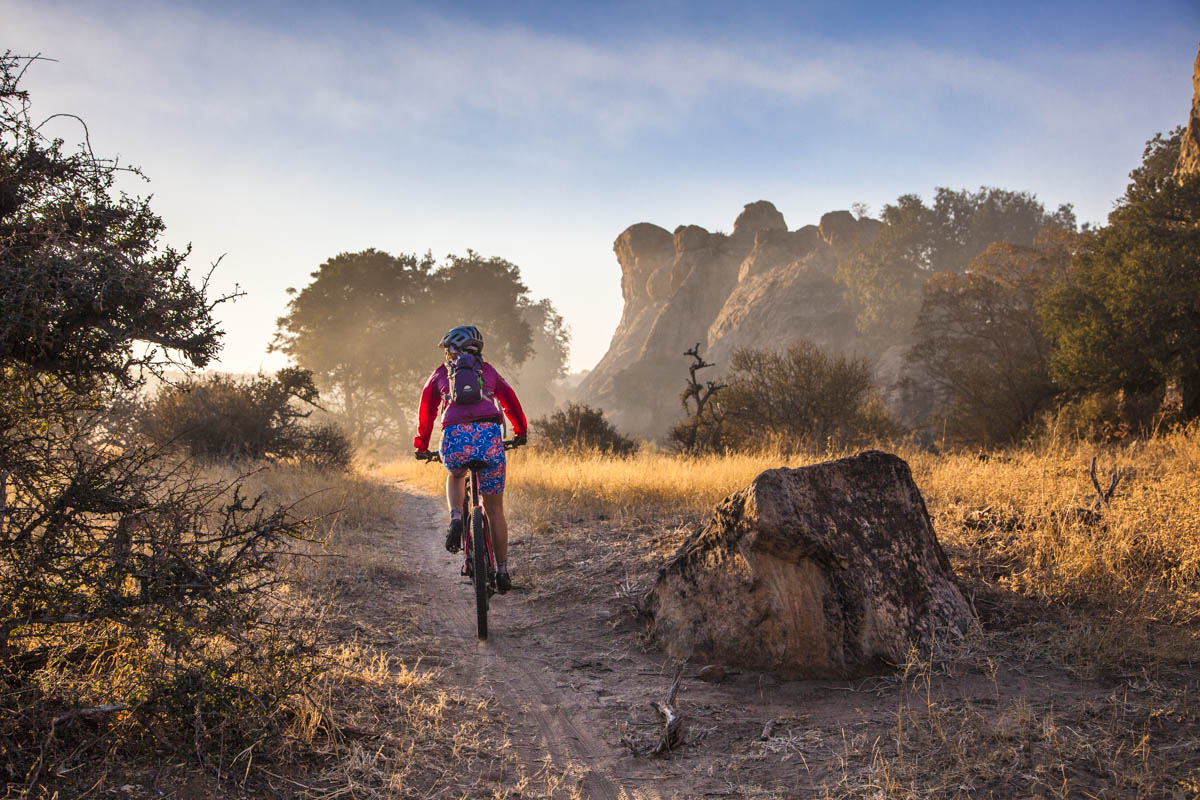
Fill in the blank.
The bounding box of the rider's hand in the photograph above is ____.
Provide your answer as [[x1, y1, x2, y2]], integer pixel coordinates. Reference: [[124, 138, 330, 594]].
[[512, 434, 527, 447], [414, 449, 432, 461]]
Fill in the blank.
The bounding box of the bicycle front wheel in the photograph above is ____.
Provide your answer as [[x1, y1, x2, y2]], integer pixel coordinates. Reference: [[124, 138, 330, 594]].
[[471, 507, 489, 640]]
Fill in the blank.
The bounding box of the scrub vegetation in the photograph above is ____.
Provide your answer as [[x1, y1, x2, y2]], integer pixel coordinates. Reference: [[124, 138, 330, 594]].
[[383, 426, 1200, 798], [5, 42, 1200, 800]]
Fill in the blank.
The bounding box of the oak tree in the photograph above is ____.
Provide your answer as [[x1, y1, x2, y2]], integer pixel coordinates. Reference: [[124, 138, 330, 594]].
[[838, 187, 1075, 348], [273, 249, 566, 445], [1040, 128, 1200, 418], [909, 228, 1075, 443]]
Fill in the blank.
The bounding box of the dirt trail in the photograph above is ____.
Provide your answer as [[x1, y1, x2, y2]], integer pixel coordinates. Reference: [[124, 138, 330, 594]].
[[394, 484, 649, 800]]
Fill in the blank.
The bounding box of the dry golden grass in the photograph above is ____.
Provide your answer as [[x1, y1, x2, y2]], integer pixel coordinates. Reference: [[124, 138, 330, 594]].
[[205, 461, 399, 533], [824, 644, 1200, 800], [914, 431, 1200, 622], [382, 445, 846, 524], [385, 426, 1200, 626]]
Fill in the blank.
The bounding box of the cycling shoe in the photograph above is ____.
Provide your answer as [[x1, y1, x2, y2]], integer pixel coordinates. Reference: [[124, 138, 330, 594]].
[[444, 517, 463, 553]]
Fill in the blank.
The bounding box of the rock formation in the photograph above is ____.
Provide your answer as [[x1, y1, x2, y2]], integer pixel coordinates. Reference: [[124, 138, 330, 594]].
[[647, 451, 973, 679], [1176, 42, 1200, 179], [578, 201, 881, 438]]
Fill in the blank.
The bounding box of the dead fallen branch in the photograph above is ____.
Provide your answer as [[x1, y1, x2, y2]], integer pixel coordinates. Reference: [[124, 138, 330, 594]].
[[51, 703, 130, 729], [1090, 456, 1123, 508], [620, 664, 688, 757], [650, 664, 685, 756]]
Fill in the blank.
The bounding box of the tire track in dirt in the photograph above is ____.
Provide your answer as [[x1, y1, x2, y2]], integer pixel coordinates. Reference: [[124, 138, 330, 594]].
[[394, 481, 643, 800]]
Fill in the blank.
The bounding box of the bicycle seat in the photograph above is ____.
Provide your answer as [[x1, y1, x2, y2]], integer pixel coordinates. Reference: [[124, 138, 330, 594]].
[[463, 459, 491, 471]]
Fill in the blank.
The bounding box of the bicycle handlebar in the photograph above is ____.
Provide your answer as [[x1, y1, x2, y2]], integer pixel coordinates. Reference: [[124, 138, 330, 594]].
[[415, 438, 525, 464]]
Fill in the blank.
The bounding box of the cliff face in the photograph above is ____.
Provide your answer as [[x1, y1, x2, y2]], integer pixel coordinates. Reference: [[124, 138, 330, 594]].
[[1177, 43, 1200, 178], [578, 201, 881, 438]]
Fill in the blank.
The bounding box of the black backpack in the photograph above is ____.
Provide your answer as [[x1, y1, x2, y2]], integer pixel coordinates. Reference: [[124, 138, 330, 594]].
[[447, 353, 485, 405]]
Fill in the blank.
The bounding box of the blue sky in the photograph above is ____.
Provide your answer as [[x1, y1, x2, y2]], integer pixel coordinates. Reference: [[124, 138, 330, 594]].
[[8, 0, 1198, 375]]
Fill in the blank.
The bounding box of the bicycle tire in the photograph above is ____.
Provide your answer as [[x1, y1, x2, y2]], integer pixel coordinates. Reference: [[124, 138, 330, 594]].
[[471, 506, 489, 640]]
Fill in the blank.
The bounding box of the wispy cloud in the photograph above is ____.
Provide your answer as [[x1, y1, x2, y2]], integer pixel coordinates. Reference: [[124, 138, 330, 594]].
[[10, 1, 1177, 150]]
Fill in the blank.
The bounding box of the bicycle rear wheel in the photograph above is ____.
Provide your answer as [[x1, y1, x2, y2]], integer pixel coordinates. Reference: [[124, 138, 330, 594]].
[[471, 506, 489, 640]]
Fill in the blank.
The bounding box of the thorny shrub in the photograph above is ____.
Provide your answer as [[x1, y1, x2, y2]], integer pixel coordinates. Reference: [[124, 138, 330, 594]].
[[533, 402, 637, 456], [140, 368, 354, 469], [0, 377, 324, 789], [0, 53, 327, 792], [719, 343, 897, 452]]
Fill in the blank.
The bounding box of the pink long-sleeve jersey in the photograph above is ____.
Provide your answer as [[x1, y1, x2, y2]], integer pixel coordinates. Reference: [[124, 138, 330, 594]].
[[413, 361, 527, 451]]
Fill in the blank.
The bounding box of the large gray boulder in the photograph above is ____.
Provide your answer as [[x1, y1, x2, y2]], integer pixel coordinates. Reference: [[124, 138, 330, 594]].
[[647, 451, 973, 678]]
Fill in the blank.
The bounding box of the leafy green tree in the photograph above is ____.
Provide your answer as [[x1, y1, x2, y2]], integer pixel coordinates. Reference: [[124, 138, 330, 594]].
[[428, 250, 536, 367], [271, 248, 436, 445], [838, 187, 1075, 347], [1040, 128, 1200, 418], [273, 249, 565, 446], [909, 228, 1075, 443], [1130, 126, 1184, 191]]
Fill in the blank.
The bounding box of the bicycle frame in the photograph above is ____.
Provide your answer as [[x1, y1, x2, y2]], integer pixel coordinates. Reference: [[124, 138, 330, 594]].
[[417, 437, 521, 640], [461, 460, 497, 591]]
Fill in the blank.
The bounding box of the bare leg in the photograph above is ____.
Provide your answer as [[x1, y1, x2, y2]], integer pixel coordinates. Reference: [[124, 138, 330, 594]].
[[446, 470, 466, 515], [481, 492, 508, 563]]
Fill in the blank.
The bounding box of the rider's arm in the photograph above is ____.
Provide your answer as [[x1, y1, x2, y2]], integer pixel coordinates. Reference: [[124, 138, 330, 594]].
[[492, 372, 527, 438], [413, 370, 443, 450]]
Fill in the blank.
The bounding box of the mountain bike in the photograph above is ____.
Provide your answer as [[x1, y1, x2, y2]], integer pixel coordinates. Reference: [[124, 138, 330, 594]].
[[416, 438, 522, 640]]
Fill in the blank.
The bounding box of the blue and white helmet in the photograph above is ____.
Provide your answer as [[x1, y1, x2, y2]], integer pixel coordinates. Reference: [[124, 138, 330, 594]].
[[439, 325, 483, 353]]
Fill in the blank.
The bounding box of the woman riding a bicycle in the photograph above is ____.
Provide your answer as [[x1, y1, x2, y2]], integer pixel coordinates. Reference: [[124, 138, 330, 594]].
[[413, 325, 527, 593]]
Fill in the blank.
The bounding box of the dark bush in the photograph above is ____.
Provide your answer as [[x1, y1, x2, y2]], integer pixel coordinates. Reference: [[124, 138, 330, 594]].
[[0, 386, 321, 784], [1043, 388, 1172, 443], [0, 54, 323, 788], [533, 403, 637, 455], [720, 342, 897, 451], [142, 368, 353, 469], [298, 422, 357, 470]]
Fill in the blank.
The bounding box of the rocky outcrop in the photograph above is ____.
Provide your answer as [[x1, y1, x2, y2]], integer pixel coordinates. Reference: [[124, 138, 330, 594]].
[[1176, 43, 1200, 179], [733, 200, 788, 238], [578, 201, 882, 438], [647, 451, 974, 679]]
